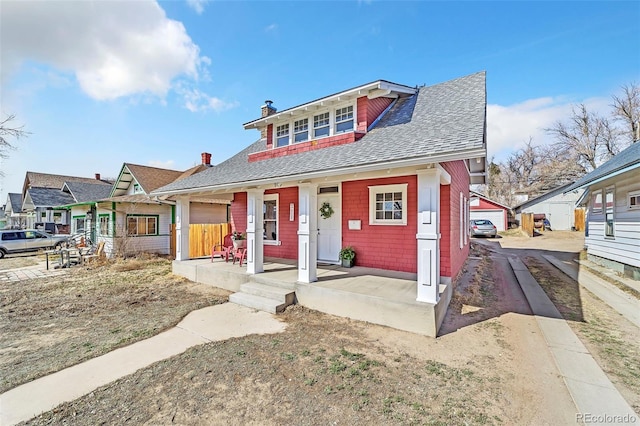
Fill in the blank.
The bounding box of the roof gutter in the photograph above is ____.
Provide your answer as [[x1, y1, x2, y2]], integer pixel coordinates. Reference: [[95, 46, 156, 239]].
[[152, 147, 487, 197]]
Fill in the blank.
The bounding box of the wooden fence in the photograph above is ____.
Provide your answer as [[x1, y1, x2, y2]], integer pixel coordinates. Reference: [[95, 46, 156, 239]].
[[170, 223, 231, 259], [521, 212, 534, 237], [574, 208, 585, 232]]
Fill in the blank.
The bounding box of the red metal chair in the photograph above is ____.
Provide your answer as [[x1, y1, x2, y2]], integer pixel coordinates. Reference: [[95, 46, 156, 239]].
[[211, 233, 233, 262]]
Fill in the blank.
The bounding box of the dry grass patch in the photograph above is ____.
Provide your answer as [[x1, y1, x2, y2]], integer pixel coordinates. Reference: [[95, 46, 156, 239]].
[[28, 306, 505, 426], [0, 256, 229, 393]]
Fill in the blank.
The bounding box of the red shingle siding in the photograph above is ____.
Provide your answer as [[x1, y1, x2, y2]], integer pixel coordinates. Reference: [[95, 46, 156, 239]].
[[248, 133, 357, 162], [342, 176, 418, 273], [357, 97, 368, 132], [266, 124, 273, 149], [264, 187, 298, 259], [367, 97, 393, 128], [440, 161, 470, 280], [230, 189, 298, 260], [230, 192, 247, 236]]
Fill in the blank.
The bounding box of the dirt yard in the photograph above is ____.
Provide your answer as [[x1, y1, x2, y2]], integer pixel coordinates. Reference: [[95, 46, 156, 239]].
[[1, 234, 637, 424]]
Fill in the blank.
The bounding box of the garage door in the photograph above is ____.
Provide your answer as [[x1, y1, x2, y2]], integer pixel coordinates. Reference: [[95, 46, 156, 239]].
[[470, 210, 506, 231]]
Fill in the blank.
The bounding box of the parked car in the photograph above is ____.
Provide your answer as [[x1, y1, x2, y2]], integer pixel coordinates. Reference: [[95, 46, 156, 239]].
[[470, 219, 497, 238], [0, 229, 69, 258]]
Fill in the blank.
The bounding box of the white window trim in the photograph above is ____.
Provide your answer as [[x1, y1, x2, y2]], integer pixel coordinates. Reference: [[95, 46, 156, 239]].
[[293, 118, 309, 143], [628, 189, 640, 209], [368, 184, 408, 226], [272, 101, 356, 148], [605, 186, 615, 238], [264, 194, 279, 245], [592, 189, 603, 213]]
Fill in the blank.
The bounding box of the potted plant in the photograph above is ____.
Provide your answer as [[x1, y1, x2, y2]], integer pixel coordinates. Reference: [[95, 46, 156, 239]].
[[339, 246, 356, 268], [232, 231, 246, 249]]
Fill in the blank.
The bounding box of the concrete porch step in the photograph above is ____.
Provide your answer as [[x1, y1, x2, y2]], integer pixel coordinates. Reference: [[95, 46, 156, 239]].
[[229, 292, 289, 314], [240, 282, 295, 305], [250, 274, 296, 291]]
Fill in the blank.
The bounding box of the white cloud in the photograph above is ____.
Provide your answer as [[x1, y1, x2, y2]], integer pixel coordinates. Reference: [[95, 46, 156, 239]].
[[265, 24, 278, 32], [486, 96, 611, 162], [177, 85, 239, 113], [1, 0, 207, 101], [186, 0, 209, 15]]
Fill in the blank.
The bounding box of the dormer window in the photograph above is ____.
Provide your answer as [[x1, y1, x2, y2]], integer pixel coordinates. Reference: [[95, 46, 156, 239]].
[[313, 112, 330, 138], [294, 118, 309, 143], [276, 124, 290, 147], [335, 106, 354, 133]]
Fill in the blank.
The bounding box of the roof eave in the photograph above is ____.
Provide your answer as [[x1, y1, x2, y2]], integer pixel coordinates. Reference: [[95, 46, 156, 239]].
[[243, 80, 416, 129], [152, 147, 486, 197]]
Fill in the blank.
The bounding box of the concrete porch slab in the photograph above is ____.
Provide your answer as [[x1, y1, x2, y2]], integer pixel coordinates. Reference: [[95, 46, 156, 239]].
[[173, 257, 450, 337]]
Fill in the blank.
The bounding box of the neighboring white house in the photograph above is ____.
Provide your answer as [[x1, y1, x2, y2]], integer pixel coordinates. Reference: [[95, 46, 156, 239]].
[[513, 183, 585, 231], [565, 142, 640, 280]]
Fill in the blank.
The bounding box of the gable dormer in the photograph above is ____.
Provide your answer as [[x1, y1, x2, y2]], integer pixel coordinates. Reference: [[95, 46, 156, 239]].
[[244, 80, 416, 162]]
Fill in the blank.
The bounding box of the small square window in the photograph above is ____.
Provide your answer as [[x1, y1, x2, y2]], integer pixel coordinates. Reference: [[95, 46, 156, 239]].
[[628, 190, 640, 209], [369, 184, 408, 226]]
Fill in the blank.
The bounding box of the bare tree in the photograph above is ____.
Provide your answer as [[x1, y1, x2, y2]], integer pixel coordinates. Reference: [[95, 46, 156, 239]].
[[546, 104, 620, 172], [0, 114, 29, 159], [611, 82, 640, 143]]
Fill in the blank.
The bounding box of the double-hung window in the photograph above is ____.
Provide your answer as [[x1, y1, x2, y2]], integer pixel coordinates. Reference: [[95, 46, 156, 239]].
[[313, 112, 330, 138], [127, 215, 158, 236], [99, 214, 110, 236], [294, 118, 308, 143], [276, 124, 290, 147], [335, 106, 354, 133], [605, 187, 614, 237], [368, 184, 407, 225], [592, 190, 603, 213]]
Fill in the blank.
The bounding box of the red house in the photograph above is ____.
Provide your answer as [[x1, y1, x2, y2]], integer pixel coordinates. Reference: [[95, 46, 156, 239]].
[[470, 190, 510, 231], [154, 72, 487, 336]]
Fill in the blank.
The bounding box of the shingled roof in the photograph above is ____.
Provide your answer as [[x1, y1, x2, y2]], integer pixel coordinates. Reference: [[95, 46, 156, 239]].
[[564, 142, 640, 192], [110, 163, 184, 197], [63, 181, 114, 203], [153, 71, 486, 195], [23, 171, 110, 194], [25, 187, 76, 207], [7, 193, 23, 213]]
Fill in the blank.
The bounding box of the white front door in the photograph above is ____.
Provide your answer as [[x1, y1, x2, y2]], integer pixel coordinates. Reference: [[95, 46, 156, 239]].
[[317, 192, 341, 263]]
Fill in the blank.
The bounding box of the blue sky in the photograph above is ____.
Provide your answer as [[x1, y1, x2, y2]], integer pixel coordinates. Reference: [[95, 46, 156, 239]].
[[1, 0, 639, 202]]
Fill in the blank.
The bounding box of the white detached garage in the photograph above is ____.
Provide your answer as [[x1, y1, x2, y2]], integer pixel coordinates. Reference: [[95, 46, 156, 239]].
[[469, 191, 510, 231]]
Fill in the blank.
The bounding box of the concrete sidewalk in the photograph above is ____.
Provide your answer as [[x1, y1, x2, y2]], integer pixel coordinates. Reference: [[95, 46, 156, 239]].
[[0, 303, 286, 426], [509, 257, 637, 424], [543, 254, 640, 328]]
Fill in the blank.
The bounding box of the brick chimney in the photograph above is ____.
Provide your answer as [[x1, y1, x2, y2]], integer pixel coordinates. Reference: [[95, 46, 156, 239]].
[[261, 100, 277, 142], [95, 173, 101, 180], [201, 152, 212, 166], [261, 100, 276, 118]]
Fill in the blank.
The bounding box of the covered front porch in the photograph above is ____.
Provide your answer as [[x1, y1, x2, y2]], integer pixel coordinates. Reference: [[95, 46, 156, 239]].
[[173, 256, 452, 337]]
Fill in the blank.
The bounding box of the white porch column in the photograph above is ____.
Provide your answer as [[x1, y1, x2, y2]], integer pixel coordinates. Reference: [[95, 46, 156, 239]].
[[246, 189, 264, 274], [175, 196, 190, 261], [298, 183, 318, 283], [416, 168, 443, 303]]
